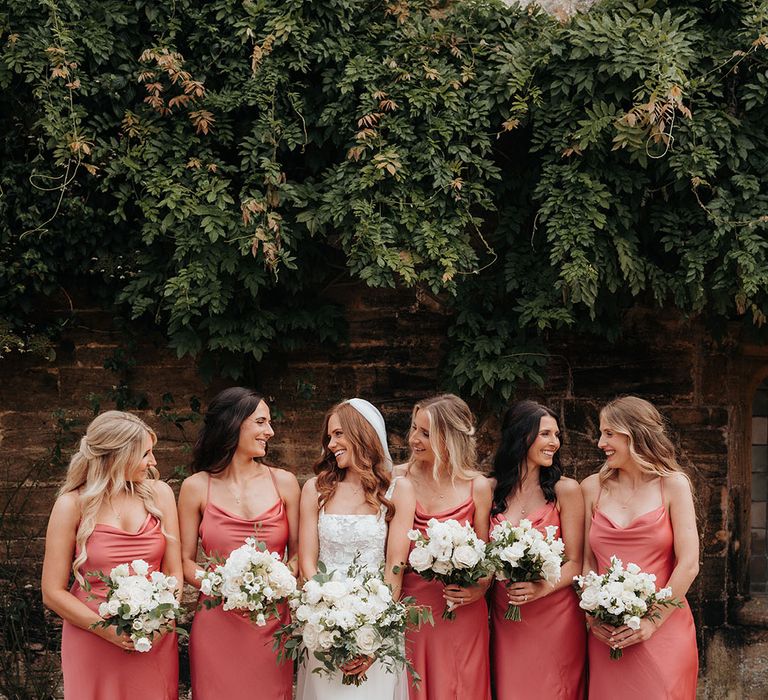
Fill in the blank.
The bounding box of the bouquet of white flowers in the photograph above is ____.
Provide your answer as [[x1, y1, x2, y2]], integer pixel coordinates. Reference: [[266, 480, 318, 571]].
[[276, 561, 432, 687], [195, 537, 297, 626], [87, 559, 182, 652], [486, 518, 565, 621], [407, 518, 489, 620], [574, 556, 682, 659]]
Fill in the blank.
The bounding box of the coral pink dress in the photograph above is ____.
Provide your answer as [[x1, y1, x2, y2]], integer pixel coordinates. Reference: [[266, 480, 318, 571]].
[[401, 483, 491, 700], [61, 514, 178, 699], [490, 502, 586, 699], [588, 483, 698, 699], [189, 470, 293, 700]]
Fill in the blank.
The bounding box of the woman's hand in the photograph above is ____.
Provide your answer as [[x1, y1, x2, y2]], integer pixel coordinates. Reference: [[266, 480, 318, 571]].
[[607, 618, 657, 650], [587, 619, 617, 647], [340, 655, 374, 677], [504, 579, 555, 606], [94, 625, 134, 651], [443, 578, 490, 610]]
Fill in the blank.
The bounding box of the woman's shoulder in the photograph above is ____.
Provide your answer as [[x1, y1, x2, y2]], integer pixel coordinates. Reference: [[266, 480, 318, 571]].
[[471, 473, 493, 497], [392, 463, 410, 478], [663, 471, 693, 497], [52, 490, 81, 520], [270, 466, 300, 488], [579, 473, 601, 495], [554, 475, 581, 497], [179, 470, 208, 494], [302, 476, 318, 493], [390, 474, 415, 499]]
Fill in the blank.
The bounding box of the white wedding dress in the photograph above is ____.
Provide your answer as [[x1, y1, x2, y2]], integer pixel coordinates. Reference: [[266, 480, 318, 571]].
[[295, 480, 408, 700]]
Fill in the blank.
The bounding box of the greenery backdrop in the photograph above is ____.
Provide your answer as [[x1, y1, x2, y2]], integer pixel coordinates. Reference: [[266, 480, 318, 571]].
[[2, 0, 768, 400]]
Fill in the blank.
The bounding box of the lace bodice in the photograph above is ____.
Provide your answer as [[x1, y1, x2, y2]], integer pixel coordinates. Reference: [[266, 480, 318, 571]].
[[317, 479, 398, 575]]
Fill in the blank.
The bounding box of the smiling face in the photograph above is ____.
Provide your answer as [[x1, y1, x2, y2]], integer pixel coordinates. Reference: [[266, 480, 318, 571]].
[[237, 400, 274, 459], [598, 421, 632, 469], [327, 413, 354, 469], [525, 415, 560, 469], [128, 432, 157, 482], [408, 408, 437, 468]]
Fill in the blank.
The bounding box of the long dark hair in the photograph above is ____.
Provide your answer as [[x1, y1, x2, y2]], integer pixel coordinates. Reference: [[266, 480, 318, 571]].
[[490, 400, 563, 516], [191, 387, 266, 474]]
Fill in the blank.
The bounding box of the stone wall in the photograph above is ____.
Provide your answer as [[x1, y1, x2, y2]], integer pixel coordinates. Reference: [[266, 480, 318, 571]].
[[0, 284, 765, 698]]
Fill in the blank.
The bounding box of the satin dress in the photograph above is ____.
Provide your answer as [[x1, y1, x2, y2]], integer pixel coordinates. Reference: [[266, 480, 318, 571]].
[[189, 470, 293, 700], [587, 482, 698, 699], [490, 502, 586, 699], [401, 482, 491, 700], [61, 514, 178, 699]]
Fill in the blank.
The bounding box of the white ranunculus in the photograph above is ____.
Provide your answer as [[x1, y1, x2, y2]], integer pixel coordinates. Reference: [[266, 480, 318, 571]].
[[110, 563, 130, 579], [302, 623, 321, 651], [133, 636, 152, 653], [130, 559, 149, 577]]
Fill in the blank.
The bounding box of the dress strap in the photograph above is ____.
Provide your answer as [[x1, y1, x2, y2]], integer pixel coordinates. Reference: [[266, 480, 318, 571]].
[[205, 473, 212, 509], [659, 475, 666, 509], [592, 484, 604, 515], [267, 466, 281, 502], [385, 476, 400, 500]]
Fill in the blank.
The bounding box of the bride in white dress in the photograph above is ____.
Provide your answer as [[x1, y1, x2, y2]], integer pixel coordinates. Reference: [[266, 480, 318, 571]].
[[296, 398, 416, 700]]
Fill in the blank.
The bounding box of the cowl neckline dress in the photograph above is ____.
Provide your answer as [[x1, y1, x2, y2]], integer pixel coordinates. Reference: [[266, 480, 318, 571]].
[[587, 488, 698, 699], [401, 484, 491, 700], [62, 514, 178, 699], [189, 470, 293, 700], [490, 502, 586, 699]]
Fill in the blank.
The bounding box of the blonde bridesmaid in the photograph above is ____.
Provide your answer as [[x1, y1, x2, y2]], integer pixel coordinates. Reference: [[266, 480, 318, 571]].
[[41, 411, 181, 699], [581, 396, 699, 699], [489, 400, 586, 699], [178, 387, 300, 700], [396, 394, 492, 700]]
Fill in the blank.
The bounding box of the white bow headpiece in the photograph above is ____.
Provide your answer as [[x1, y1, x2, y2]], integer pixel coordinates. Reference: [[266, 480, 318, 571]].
[[344, 398, 393, 472]]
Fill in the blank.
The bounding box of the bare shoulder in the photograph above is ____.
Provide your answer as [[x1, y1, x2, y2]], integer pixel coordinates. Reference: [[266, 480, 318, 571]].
[[392, 463, 410, 478], [472, 474, 493, 497], [51, 490, 80, 522], [392, 475, 415, 500], [555, 476, 581, 497], [302, 476, 318, 494], [179, 471, 208, 498], [580, 473, 601, 496], [151, 478, 174, 497], [272, 467, 300, 489], [664, 472, 693, 498]]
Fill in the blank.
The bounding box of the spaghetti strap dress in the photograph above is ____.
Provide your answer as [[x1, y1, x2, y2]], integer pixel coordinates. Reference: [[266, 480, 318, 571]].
[[189, 469, 293, 700], [61, 514, 178, 699], [401, 481, 491, 700], [490, 502, 587, 699], [587, 480, 698, 699]]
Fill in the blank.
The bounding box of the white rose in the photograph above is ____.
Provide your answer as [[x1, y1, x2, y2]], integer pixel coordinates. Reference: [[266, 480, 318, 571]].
[[578, 587, 600, 611], [133, 636, 152, 653], [302, 624, 321, 651], [130, 560, 149, 577], [431, 559, 452, 575], [110, 564, 130, 579], [452, 544, 481, 569], [318, 629, 338, 650], [98, 602, 110, 617], [407, 529, 420, 541], [626, 615, 642, 630], [321, 581, 347, 602], [354, 626, 382, 655], [200, 579, 213, 596], [408, 547, 434, 572]]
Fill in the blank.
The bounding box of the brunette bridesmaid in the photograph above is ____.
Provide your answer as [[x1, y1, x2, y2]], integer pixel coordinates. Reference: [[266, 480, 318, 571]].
[[178, 387, 300, 700], [396, 394, 492, 700], [41, 411, 181, 699], [489, 401, 586, 699], [581, 396, 699, 699]]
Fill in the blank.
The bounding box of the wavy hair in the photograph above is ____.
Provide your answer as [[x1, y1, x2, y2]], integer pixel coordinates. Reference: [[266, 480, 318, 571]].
[[490, 401, 562, 516], [191, 387, 265, 473], [314, 402, 394, 522], [407, 394, 480, 482], [58, 411, 165, 584], [598, 396, 690, 488]]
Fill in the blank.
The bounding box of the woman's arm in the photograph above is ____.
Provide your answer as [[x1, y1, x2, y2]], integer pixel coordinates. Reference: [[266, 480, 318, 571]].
[[41, 493, 131, 648], [384, 478, 416, 599], [177, 473, 206, 588], [298, 478, 320, 580], [504, 477, 585, 606], [275, 469, 301, 576], [444, 476, 493, 609], [580, 474, 599, 576], [155, 480, 183, 599]]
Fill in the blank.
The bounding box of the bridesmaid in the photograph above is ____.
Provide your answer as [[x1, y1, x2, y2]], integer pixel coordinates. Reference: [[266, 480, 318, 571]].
[[581, 396, 699, 699], [396, 394, 492, 700], [41, 411, 180, 699], [489, 401, 586, 699], [296, 398, 416, 698], [178, 387, 300, 700]]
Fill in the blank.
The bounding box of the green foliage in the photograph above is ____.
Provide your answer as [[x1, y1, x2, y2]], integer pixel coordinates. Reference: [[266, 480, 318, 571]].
[[1, 0, 768, 400]]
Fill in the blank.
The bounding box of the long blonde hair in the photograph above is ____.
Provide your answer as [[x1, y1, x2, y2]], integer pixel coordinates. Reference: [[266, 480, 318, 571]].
[[314, 402, 394, 521], [59, 411, 166, 583], [408, 394, 480, 482], [598, 396, 690, 488]]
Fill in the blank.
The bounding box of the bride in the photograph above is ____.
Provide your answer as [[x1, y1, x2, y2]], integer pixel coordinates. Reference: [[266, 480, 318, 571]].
[[296, 398, 416, 700]]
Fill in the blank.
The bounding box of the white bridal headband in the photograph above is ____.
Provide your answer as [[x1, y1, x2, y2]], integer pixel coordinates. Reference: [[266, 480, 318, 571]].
[[344, 398, 393, 472]]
